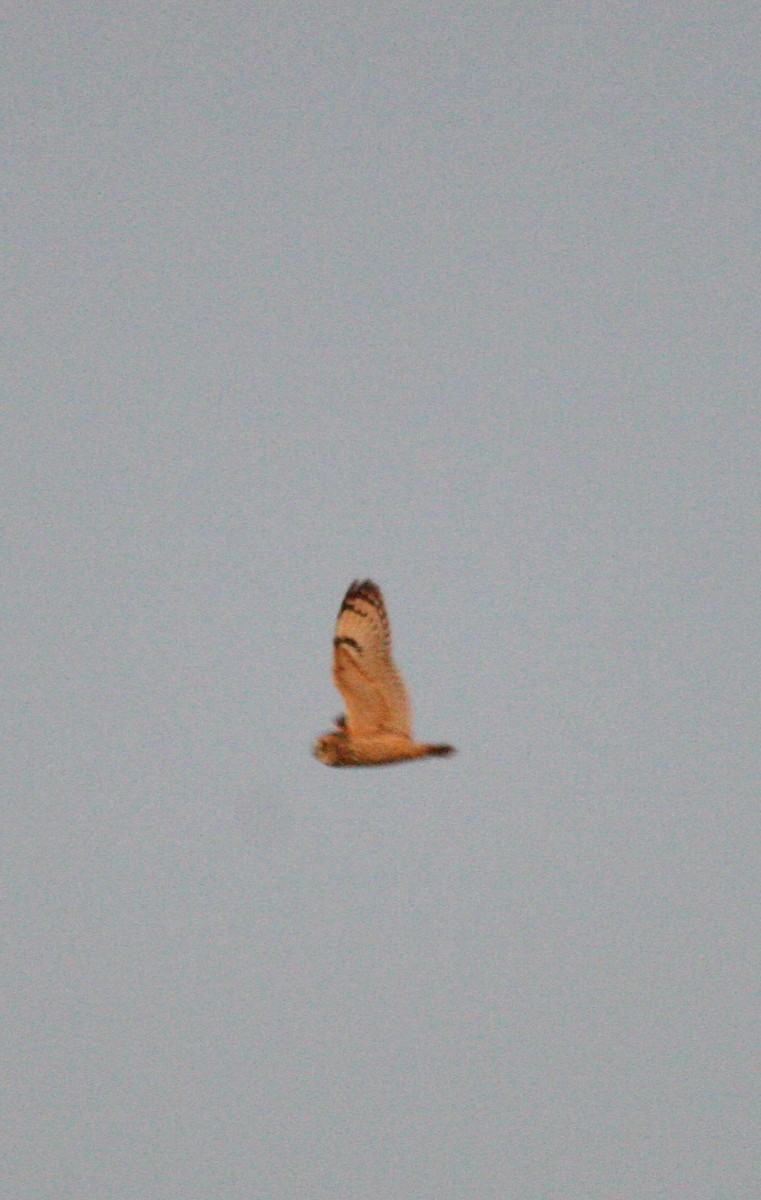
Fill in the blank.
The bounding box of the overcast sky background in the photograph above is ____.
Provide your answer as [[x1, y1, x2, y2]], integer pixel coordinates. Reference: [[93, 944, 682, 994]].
[[3, 4, 760, 1198]]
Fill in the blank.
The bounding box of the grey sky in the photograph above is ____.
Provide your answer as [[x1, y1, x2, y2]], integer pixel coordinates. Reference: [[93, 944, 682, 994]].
[[4, 4, 760, 1198]]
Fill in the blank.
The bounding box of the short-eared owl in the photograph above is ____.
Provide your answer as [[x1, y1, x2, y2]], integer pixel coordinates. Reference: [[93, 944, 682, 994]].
[[313, 580, 456, 767]]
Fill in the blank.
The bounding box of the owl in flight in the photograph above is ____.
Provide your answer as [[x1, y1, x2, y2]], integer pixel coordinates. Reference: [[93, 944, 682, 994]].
[[313, 579, 456, 767]]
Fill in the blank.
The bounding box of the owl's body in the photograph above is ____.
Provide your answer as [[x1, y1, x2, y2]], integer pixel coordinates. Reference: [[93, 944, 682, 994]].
[[313, 580, 455, 767]]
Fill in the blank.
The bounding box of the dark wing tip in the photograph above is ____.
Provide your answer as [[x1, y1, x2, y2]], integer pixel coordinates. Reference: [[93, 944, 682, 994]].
[[341, 578, 382, 610], [346, 578, 379, 597]]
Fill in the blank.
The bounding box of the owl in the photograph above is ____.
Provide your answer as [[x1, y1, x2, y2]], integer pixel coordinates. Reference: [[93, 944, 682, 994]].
[[313, 579, 456, 767]]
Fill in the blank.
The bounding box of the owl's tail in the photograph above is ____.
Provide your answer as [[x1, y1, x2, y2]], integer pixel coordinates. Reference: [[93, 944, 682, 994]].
[[423, 743, 456, 757]]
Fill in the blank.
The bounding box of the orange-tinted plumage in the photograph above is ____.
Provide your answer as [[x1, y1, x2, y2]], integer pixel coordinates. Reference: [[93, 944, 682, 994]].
[[313, 580, 455, 767]]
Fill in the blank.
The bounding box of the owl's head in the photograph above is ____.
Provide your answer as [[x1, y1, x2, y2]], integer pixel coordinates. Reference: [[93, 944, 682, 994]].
[[313, 732, 348, 766]]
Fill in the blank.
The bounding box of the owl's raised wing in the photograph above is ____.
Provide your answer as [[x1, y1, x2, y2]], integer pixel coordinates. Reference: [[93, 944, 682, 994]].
[[332, 580, 412, 737]]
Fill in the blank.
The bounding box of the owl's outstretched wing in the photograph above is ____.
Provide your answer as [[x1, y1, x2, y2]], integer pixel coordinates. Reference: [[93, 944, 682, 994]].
[[332, 580, 412, 737]]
